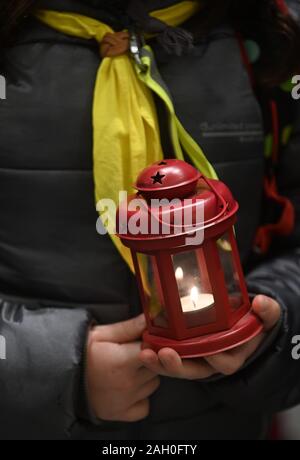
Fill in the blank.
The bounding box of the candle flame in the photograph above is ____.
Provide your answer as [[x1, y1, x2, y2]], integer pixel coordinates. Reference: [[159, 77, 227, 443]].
[[175, 267, 184, 281], [190, 286, 199, 306]]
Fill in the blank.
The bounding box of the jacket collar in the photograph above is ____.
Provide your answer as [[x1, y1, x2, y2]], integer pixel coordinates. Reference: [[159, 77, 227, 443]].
[[37, 0, 129, 29], [36, 1, 189, 28]]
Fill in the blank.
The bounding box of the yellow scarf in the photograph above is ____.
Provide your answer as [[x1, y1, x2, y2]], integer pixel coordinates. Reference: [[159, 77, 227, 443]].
[[35, 1, 218, 273]]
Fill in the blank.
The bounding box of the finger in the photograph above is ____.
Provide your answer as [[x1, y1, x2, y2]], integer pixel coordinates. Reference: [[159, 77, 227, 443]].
[[158, 348, 216, 380], [139, 349, 168, 376], [118, 341, 146, 369], [115, 399, 150, 423], [235, 333, 265, 361], [137, 367, 159, 385], [135, 377, 161, 401], [157, 348, 184, 377], [252, 295, 281, 331], [205, 333, 265, 375], [90, 314, 146, 344]]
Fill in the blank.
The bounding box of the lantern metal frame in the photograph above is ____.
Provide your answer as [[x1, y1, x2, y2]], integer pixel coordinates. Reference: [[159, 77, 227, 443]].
[[117, 160, 263, 358]]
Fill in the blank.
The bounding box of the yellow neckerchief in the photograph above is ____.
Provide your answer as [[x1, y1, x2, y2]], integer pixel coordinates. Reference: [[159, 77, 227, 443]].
[[35, 1, 218, 274]]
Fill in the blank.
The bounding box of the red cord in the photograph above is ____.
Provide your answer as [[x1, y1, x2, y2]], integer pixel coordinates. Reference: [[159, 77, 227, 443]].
[[270, 100, 280, 164], [236, 32, 255, 88]]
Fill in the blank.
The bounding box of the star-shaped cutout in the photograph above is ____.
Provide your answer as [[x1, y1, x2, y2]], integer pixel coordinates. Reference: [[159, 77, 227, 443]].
[[151, 172, 166, 185]]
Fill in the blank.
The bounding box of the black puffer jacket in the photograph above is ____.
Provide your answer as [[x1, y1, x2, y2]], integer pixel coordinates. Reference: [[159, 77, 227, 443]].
[[0, 0, 300, 440]]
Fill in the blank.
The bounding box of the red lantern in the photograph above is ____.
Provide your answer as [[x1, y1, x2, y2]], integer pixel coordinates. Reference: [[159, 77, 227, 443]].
[[117, 160, 263, 358]]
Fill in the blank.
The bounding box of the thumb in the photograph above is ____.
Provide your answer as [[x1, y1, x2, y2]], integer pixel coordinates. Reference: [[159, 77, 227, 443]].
[[90, 314, 146, 344], [252, 295, 281, 332]]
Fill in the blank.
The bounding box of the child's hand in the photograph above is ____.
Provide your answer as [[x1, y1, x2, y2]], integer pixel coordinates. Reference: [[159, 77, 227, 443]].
[[86, 314, 160, 422], [140, 295, 281, 380]]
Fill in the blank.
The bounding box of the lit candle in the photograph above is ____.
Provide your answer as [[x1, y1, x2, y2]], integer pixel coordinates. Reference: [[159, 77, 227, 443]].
[[175, 267, 214, 314], [181, 287, 214, 313]]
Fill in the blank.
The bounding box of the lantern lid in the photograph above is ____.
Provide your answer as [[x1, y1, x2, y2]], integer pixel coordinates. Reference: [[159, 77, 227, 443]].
[[135, 159, 201, 200], [117, 159, 239, 251]]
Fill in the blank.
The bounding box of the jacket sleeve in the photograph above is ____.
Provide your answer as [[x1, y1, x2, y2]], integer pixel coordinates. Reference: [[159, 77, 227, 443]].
[[206, 104, 300, 415], [0, 297, 92, 439]]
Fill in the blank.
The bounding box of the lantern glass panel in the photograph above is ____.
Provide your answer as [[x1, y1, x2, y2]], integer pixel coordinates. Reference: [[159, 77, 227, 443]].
[[138, 254, 169, 328], [218, 232, 243, 310], [172, 250, 216, 328]]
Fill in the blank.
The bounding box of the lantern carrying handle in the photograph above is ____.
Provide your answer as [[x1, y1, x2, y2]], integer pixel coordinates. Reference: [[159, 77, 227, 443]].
[[198, 175, 229, 226], [173, 175, 229, 230], [140, 174, 230, 230]]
